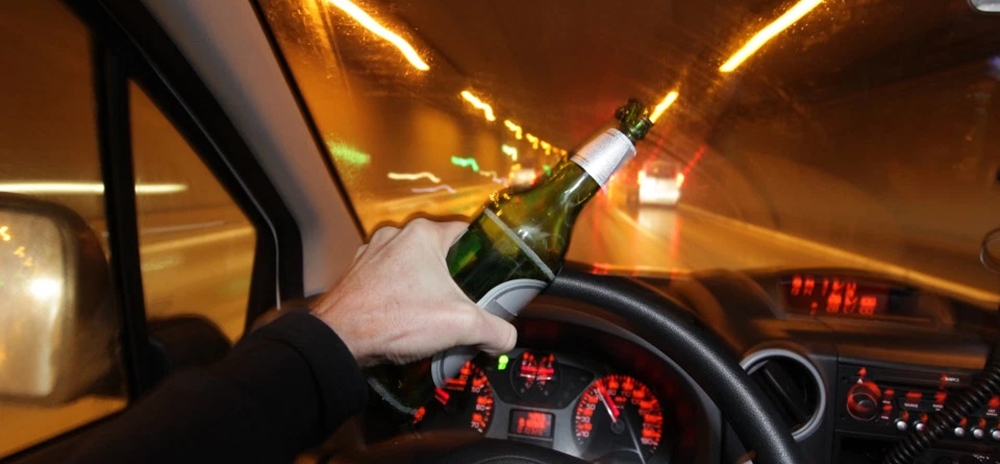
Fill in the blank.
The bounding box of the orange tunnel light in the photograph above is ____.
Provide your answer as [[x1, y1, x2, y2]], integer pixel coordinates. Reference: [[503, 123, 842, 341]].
[[719, 0, 824, 73], [327, 0, 430, 71]]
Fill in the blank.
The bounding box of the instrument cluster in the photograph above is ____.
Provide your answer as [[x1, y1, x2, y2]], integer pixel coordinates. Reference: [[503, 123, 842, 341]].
[[414, 348, 689, 463]]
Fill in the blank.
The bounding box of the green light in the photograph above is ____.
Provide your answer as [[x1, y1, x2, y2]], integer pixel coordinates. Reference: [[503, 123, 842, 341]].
[[327, 141, 371, 166], [497, 354, 509, 370], [542, 165, 551, 176], [451, 156, 480, 172]]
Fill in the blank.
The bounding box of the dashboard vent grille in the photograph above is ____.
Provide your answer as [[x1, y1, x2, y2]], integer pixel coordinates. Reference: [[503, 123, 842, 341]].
[[743, 350, 825, 440]]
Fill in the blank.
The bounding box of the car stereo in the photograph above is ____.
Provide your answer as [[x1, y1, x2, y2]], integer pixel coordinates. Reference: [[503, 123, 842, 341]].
[[835, 363, 1000, 463]]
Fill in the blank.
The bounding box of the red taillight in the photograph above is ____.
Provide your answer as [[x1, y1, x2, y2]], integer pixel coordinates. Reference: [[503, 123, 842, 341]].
[[676, 172, 685, 188]]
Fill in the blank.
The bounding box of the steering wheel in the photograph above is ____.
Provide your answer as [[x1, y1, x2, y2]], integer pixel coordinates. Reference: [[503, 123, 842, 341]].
[[333, 270, 806, 464]]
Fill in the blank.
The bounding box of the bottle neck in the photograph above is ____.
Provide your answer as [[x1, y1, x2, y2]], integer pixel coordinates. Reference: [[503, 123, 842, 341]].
[[568, 128, 637, 188], [525, 126, 636, 217]]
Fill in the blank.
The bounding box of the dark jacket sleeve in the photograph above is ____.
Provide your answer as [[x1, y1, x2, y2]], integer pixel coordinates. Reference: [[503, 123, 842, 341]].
[[68, 309, 368, 463]]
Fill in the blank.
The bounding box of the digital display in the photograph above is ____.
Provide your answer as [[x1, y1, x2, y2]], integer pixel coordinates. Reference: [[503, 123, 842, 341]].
[[509, 410, 554, 439], [783, 274, 890, 317]]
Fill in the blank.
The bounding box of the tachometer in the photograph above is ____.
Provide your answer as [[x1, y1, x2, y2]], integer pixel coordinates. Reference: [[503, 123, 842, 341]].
[[574, 374, 664, 460]]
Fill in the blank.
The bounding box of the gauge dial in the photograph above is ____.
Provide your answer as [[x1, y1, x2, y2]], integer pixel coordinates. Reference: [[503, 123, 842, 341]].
[[511, 351, 560, 399], [574, 374, 664, 460], [423, 360, 494, 433]]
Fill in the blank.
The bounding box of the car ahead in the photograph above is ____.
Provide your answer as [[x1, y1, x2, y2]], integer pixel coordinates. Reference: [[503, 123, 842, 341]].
[[638, 159, 683, 207], [507, 163, 539, 191], [3, 1, 1000, 464]]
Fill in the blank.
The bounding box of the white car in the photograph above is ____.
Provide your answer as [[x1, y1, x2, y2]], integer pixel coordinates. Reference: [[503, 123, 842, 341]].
[[507, 165, 539, 190], [638, 160, 683, 206]]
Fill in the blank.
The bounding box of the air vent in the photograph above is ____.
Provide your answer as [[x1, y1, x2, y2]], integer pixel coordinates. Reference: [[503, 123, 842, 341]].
[[741, 349, 826, 440]]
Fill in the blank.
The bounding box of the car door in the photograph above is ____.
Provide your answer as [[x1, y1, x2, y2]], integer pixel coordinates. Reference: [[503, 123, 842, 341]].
[[0, 1, 302, 461]]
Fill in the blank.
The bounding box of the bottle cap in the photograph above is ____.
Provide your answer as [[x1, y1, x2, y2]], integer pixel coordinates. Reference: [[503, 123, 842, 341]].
[[616, 99, 653, 143]]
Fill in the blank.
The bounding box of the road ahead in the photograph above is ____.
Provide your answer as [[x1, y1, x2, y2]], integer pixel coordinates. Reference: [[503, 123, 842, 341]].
[[570, 194, 999, 306]]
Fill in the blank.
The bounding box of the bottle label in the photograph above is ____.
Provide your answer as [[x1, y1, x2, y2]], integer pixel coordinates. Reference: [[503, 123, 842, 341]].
[[431, 278, 546, 387], [570, 128, 637, 189]]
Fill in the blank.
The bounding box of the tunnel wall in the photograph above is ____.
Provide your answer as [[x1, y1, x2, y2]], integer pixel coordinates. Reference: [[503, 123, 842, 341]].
[[681, 62, 1000, 269]]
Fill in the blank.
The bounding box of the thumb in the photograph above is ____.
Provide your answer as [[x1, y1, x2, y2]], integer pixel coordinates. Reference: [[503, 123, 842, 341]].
[[459, 307, 517, 355]]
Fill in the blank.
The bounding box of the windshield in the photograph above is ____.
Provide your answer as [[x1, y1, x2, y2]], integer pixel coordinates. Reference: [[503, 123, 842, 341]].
[[257, 0, 1000, 307]]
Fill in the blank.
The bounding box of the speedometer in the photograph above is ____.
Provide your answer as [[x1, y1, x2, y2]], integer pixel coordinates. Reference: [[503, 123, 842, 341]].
[[574, 374, 664, 460]]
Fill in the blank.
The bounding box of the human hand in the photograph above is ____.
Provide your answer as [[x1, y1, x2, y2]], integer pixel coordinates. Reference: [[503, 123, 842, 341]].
[[310, 218, 518, 366]]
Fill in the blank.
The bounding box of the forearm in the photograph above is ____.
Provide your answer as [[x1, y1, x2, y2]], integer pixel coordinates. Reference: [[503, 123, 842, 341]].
[[69, 309, 367, 463]]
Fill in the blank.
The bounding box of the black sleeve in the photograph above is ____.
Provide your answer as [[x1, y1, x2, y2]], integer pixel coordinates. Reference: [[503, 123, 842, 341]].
[[68, 309, 368, 463]]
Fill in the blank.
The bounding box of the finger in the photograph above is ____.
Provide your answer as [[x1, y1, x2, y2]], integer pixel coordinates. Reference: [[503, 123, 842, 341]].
[[436, 221, 471, 249], [456, 308, 517, 355], [368, 225, 400, 246], [352, 243, 368, 262]]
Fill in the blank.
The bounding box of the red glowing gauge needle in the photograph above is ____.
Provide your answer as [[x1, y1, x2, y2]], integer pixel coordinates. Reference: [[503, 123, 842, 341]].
[[596, 380, 620, 423]]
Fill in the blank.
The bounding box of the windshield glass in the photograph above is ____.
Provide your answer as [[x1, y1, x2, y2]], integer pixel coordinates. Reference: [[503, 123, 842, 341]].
[[257, 0, 1000, 307]]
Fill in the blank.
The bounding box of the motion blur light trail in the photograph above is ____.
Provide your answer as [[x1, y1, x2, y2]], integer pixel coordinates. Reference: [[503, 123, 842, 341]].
[[412, 185, 457, 194], [460, 91, 496, 122], [502, 145, 518, 161], [479, 171, 505, 184], [450, 156, 480, 172], [649, 91, 679, 123], [719, 0, 824, 72], [327, 141, 371, 166], [0, 182, 187, 195], [387, 172, 441, 183], [326, 0, 430, 71], [504, 120, 523, 139], [525, 133, 539, 149], [540, 141, 552, 155]]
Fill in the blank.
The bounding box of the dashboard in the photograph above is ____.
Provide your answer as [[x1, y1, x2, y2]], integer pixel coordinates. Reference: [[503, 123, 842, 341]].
[[348, 267, 999, 464]]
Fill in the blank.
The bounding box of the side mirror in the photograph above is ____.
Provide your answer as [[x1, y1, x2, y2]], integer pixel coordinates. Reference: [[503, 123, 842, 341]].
[[971, 0, 1000, 12], [0, 193, 120, 405]]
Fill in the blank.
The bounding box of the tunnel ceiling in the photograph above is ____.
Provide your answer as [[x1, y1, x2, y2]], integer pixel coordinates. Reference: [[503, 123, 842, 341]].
[[363, 0, 1000, 156]]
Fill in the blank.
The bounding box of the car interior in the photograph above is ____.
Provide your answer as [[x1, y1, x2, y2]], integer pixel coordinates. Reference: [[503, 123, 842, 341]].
[[2, 1, 1000, 463]]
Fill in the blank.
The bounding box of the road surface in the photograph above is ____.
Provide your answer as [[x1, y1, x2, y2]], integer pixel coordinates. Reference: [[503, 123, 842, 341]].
[[3, 186, 998, 457]]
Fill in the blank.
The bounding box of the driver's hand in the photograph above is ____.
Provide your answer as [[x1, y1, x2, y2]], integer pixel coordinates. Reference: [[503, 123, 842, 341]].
[[310, 218, 517, 366]]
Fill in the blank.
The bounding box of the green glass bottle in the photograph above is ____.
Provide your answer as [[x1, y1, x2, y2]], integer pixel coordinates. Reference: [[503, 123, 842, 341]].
[[366, 99, 653, 415]]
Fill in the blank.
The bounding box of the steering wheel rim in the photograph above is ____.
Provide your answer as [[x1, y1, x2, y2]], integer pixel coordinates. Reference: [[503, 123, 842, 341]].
[[545, 269, 805, 464]]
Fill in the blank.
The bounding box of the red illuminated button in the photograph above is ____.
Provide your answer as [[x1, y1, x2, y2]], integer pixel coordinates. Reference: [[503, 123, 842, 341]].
[[897, 391, 924, 411], [847, 381, 882, 422]]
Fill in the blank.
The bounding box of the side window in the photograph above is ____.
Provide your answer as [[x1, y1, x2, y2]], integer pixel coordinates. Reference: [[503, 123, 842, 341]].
[[130, 82, 257, 341], [0, 0, 126, 457]]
